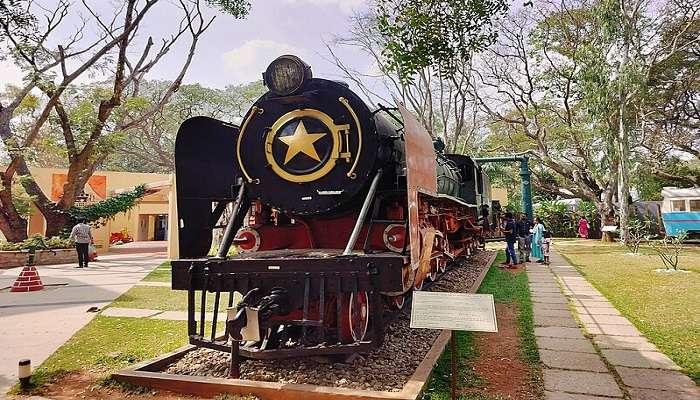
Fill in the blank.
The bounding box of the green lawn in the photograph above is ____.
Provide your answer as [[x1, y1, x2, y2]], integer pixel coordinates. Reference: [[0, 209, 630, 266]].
[[422, 251, 542, 399], [556, 240, 700, 384], [14, 317, 189, 392], [141, 261, 172, 282], [109, 285, 234, 312]]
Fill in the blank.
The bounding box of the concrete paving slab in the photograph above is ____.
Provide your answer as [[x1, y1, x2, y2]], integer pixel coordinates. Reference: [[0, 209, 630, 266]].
[[545, 392, 618, 400], [569, 295, 608, 302], [627, 387, 699, 400], [535, 326, 586, 339], [535, 308, 574, 318], [566, 289, 600, 296], [575, 306, 622, 316], [583, 323, 641, 336], [101, 307, 162, 318], [529, 278, 559, 284], [600, 349, 681, 370], [578, 314, 632, 325], [534, 315, 580, 328], [616, 366, 699, 394], [592, 335, 658, 351], [539, 349, 608, 372], [534, 302, 571, 311], [574, 300, 614, 308], [544, 370, 623, 397], [531, 287, 564, 294], [532, 296, 568, 304], [536, 337, 596, 353]]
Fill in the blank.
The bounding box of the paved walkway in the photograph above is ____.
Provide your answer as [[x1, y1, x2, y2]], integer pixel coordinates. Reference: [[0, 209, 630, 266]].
[[528, 250, 699, 400], [0, 250, 167, 395]]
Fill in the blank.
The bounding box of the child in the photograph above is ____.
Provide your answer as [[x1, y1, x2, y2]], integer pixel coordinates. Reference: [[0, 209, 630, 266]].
[[542, 230, 552, 265]]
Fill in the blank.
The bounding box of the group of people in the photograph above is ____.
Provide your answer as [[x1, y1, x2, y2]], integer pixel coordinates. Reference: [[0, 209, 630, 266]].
[[500, 212, 551, 269]]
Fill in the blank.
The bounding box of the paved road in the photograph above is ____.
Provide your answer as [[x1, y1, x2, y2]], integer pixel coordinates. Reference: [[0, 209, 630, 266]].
[[0, 247, 167, 395]]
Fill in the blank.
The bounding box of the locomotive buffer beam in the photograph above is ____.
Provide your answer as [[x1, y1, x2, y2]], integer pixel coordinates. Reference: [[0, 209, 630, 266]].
[[174, 251, 402, 360]]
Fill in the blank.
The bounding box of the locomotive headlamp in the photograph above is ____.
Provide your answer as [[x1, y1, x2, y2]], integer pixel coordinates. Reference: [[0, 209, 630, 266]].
[[263, 55, 312, 96]]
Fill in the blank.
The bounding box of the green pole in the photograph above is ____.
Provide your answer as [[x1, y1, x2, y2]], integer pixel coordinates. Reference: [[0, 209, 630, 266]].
[[520, 157, 533, 219]]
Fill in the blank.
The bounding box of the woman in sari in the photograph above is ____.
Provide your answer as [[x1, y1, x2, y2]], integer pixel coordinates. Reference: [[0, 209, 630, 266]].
[[531, 217, 545, 262]]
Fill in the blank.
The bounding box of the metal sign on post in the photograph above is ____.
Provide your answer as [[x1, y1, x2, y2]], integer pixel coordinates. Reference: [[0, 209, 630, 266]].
[[411, 292, 498, 400]]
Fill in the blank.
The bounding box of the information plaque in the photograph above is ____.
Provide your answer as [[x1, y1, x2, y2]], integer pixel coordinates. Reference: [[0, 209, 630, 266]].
[[410, 292, 498, 332]]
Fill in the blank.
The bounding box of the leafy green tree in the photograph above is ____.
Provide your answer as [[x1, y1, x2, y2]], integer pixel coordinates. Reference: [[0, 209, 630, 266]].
[[375, 0, 508, 83], [0, 0, 251, 240]]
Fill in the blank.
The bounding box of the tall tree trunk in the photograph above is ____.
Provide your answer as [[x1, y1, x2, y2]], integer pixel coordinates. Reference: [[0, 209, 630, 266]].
[[0, 112, 29, 241], [617, 0, 633, 244]]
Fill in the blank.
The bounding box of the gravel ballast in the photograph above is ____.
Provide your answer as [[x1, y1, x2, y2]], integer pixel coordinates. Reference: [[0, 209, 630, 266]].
[[165, 250, 495, 392]]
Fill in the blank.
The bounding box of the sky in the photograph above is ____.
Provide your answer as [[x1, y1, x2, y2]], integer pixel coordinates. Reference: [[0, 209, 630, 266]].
[[0, 0, 375, 92]]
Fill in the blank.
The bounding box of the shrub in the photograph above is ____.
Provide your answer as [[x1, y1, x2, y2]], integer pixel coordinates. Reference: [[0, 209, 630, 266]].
[[0, 234, 73, 251], [535, 200, 599, 238], [647, 231, 687, 270]]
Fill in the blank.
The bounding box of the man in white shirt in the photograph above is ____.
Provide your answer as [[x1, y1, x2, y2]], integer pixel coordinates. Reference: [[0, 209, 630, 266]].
[[69, 219, 93, 268]]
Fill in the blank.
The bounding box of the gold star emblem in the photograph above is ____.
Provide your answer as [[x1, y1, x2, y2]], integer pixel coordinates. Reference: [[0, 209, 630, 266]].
[[277, 120, 327, 165]]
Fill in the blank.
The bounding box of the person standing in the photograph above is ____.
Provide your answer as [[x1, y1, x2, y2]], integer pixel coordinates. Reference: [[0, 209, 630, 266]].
[[578, 216, 590, 239], [501, 212, 519, 268], [531, 217, 545, 263], [516, 213, 532, 263], [69, 218, 93, 268]]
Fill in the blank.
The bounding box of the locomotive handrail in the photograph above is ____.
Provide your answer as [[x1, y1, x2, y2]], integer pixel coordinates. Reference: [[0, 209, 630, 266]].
[[339, 96, 362, 179], [343, 169, 383, 255]]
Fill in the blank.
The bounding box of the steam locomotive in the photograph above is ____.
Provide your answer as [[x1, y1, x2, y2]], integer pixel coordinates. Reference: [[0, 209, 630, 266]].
[[172, 55, 492, 366]]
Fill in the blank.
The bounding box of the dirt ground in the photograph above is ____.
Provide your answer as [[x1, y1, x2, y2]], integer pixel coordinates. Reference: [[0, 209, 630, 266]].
[[462, 303, 539, 400]]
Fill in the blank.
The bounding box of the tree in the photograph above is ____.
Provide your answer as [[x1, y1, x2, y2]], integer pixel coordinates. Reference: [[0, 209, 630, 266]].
[[327, 11, 485, 153], [0, 0, 250, 240], [375, 0, 508, 83], [469, 5, 620, 215], [104, 80, 265, 172], [469, 0, 699, 234]]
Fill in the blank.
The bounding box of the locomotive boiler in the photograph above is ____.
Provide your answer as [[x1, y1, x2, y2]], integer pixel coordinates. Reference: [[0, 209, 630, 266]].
[[172, 55, 492, 365]]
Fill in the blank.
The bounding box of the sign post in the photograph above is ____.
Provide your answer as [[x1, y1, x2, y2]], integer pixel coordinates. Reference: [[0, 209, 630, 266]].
[[410, 292, 498, 400]]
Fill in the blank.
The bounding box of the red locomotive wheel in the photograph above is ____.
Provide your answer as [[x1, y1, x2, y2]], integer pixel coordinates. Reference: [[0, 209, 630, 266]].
[[428, 258, 438, 281], [338, 291, 370, 342], [391, 295, 406, 309], [438, 256, 447, 273], [413, 273, 424, 290]]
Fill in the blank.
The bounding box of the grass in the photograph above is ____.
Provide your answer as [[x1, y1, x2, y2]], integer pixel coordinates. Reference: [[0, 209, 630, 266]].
[[555, 240, 700, 384], [12, 316, 189, 393], [141, 261, 172, 282], [109, 285, 235, 312], [422, 251, 542, 399]]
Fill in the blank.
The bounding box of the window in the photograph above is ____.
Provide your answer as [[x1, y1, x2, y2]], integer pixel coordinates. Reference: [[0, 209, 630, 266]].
[[689, 200, 700, 212], [672, 200, 686, 212]]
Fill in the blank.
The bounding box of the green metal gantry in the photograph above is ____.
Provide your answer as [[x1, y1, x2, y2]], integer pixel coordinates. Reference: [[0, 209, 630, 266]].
[[473, 156, 533, 220]]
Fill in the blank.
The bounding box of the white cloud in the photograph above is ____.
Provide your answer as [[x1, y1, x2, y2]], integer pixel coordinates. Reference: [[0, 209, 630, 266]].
[[222, 39, 310, 84], [281, 0, 367, 14]]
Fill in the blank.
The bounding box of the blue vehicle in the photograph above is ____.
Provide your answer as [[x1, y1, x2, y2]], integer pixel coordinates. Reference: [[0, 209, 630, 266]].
[[661, 187, 700, 237]]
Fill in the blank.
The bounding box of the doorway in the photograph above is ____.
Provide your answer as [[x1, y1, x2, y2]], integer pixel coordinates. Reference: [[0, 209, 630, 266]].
[[154, 215, 168, 241]]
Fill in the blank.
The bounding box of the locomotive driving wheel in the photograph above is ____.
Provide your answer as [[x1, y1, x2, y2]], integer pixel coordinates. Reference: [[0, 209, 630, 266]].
[[339, 291, 370, 342], [428, 257, 438, 281]]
